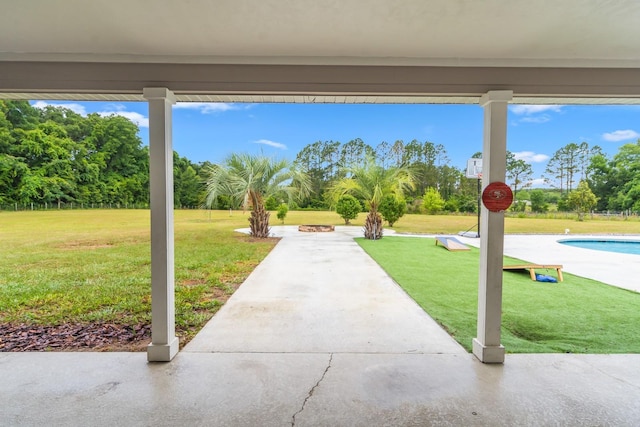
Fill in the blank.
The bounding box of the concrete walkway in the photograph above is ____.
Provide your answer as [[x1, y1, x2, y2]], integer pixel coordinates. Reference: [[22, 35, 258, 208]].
[[2, 227, 640, 426], [185, 226, 464, 354]]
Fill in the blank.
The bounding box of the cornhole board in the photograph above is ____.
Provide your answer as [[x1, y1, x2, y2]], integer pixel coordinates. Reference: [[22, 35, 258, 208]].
[[435, 236, 470, 251], [503, 264, 564, 282]]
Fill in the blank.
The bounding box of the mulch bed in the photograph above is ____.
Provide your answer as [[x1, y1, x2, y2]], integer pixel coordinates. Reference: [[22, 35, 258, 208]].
[[0, 323, 151, 352]]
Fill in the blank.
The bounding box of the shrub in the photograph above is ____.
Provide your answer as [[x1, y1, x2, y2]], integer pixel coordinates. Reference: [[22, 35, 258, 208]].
[[567, 180, 598, 221], [276, 203, 288, 224], [511, 200, 527, 212], [457, 195, 478, 213], [265, 195, 279, 211], [530, 189, 549, 213], [421, 187, 445, 214], [557, 195, 570, 212], [379, 194, 407, 227], [336, 194, 360, 224], [404, 198, 421, 214], [215, 194, 233, 210], [444, 198, 459, 212]]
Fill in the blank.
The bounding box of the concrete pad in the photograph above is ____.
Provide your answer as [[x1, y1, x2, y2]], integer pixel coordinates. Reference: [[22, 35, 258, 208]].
[[296, 353, 640, 426], [3, 352, 639, 426], [0, 352, 330, 426], [186, 228, 464, 354]]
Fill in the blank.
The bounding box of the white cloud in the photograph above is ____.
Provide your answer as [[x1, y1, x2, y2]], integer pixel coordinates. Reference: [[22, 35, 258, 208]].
[[253, 139, 287, 150], [174, 102, 254, 114], [510, 105, 563, 115], [32, 101, 87, 115], [513, 151, 550, 163], [31, 101, 148, 128], [528, 178, 547, 188], [104, 103, 127, 111], [98, 111, 149, 128], [520, 115, 551, 124], [510, 105, 563, 125], [602, 129, 640, 142]]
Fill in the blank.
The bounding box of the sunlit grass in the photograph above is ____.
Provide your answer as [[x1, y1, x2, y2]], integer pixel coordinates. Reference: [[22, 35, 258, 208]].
[[280, 210, 640, 235], [0, 209, 276, 345], [358, 236, 640, 353], [1, 208, 638, 350]]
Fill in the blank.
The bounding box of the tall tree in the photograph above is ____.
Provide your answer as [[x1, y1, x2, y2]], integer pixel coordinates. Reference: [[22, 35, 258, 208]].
[[545, 149, 566, 193], [402, 139, 423, 166], [0, 102, 152, 208], [340, 138, 374, 168], [174, 152, 202, 207], [608, 140, 640, 212], [12, 121, 77, 207], [390, 140, 405, 167], [295, 140, 342, 208], [375, 141, 391, 168], [506, 151, 534, 198], [545, 142, 590, 194], [587, 152, 612, 211]]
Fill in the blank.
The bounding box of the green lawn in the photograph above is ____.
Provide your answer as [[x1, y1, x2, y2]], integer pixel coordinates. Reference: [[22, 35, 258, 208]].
[[1, 209, 639, 351], [357, 236, 640, 354], [0, 209, 277, 345], [282, 210, 640, 235]]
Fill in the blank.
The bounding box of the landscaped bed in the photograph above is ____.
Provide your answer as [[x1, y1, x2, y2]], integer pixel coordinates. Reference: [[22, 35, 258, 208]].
[[357, 236, 640, 354]]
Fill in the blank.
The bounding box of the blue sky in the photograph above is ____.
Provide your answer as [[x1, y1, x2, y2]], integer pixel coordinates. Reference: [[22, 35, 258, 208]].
[[31, 100, 640, 188]]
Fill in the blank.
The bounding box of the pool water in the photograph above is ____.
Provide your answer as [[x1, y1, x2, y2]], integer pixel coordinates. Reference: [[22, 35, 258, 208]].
[[558, 239, 640, 255]]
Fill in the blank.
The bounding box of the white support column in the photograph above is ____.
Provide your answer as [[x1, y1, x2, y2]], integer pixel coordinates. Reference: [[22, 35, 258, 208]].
[[144, 87, 179, 362], [473, 90, 512, 364]]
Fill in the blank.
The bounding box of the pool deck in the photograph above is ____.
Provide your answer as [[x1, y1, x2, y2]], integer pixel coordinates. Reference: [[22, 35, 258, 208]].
[[457, 234, 640, 293]]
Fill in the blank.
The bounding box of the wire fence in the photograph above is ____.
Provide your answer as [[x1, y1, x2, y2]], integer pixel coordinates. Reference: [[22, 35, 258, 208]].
[[505, 210, 639, 220], [0, 202, 203, 211]]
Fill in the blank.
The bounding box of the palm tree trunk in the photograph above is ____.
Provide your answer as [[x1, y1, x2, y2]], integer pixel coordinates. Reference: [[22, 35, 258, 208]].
[[248, 191, 271, 238], [364, 209, 383, 240]]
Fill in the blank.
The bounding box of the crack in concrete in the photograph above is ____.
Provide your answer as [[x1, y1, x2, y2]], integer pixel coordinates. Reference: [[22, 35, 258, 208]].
[[583, 358, 640, 391], [291, 353, 333, 426]]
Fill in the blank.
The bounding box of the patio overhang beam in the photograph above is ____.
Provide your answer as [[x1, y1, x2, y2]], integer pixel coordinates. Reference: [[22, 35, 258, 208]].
[[2, 62, 640, 101]]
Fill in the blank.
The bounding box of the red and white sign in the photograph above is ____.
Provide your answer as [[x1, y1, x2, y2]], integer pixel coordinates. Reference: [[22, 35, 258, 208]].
[[482, 182, 513, 212]]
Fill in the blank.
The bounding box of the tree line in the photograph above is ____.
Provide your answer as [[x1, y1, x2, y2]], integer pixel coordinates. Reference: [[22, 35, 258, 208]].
[[294, 138, 640, 215], [2, 100, 638, 215], [0, 101, 205, 209], [293, 138, 478, 213]]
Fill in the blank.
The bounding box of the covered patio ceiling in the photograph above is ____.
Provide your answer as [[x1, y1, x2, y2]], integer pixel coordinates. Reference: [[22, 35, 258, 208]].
[[1, 0, 640, 103]]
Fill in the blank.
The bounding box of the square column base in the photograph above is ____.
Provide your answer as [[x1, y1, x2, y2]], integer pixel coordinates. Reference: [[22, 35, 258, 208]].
[[147, 337, 179, 362], [472, 338, 505, 364]]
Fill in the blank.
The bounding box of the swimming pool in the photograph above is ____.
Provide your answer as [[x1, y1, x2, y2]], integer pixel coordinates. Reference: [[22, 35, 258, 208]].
[[558, 239, 640, 255]]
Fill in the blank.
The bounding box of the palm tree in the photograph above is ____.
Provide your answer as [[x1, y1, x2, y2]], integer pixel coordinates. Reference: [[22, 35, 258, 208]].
[[204, 153, 311, 238], [330, 155, 415, 239]]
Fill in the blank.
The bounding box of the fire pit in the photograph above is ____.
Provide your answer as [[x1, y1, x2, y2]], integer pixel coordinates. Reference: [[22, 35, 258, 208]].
[[298, 224, 335, 232]]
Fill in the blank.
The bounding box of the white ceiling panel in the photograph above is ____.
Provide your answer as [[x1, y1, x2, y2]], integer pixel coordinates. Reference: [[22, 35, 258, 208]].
[[2, 0, 640, 67]]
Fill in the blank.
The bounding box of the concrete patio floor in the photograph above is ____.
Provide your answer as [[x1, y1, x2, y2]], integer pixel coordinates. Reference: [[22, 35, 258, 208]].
[[1, 227, 639, 426]]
